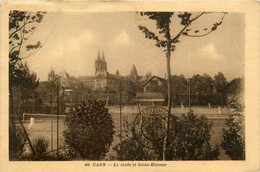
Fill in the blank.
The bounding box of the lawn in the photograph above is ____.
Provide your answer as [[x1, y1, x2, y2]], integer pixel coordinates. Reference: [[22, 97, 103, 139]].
[[20, 106, 234, 160]]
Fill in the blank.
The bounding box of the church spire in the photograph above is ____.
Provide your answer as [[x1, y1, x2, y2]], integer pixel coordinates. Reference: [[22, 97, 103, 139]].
[[130, 64, 138, 82], [102, 51, 105, 61], [130, 64, 138, 76], [97, 50, 101, 60]]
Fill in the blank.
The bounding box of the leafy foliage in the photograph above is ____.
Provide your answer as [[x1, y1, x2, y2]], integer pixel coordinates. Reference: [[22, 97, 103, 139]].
[[9, 11, 46, 68], [126, 80, 136, 104], [139, 12, 226, 52], [221, 113, 245, 160], [9, 10, 46, 91], [9, 126, 27, 160], [10, 62, 40, 118], [63, 101, 115, 160], [17, 137, 69, 161], [177, 12, 192, 25], [114, 111, 219, 160], [168, 111, 220, 160], [138, 12, 226, 159], [10, 61, 39, 90], [222, 83, 245, 160], [214, 72, 228, 94], [227, 77, 244, 96], [113, 136, 156, 160], [9, 11, 46, 157], [32, 138, 49, 160], [227, 94, 244, 112]]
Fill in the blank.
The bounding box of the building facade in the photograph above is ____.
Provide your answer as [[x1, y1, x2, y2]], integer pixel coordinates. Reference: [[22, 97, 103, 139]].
[[61, 51, 150, 105]]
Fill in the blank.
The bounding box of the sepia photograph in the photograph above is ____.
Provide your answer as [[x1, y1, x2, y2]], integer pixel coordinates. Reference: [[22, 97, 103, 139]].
[[7, 9, 246, 161], [0, 1, 260, 172], [1, 2, 260, 171]]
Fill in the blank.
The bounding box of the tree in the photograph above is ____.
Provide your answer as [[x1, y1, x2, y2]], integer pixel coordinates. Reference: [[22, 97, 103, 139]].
[[63, 101, 115, 160], [214, 72, 228, 94], [221, 113, 245, 160], [9, 10, 46, 155], [9, 126, 27, 160], [189, 73, 214, 105], [47, 69, 61, 113], [9, 11, 46, 90], [113, 136, 156, 160], [214, 72, 228, 104], [126, 80, 136, 104], [201, 73, 214, 95], [168, 111, 220, 160], [227, 77, 244, 95], [221, 77, 245, 160], [32, 138, 49, 160], [138, 12, 226, 160], [12, 62, 40, 115], [114, 111, 219, 160]]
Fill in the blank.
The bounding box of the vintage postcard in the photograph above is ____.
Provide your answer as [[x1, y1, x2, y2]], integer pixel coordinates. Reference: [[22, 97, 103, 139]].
[[0, 1, 259, 172]]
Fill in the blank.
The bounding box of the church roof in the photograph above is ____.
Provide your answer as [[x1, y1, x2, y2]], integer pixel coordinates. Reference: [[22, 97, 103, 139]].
[[78, 76, 95, 81], [107, 72, 127, 80], [143, 76, 166, 87]]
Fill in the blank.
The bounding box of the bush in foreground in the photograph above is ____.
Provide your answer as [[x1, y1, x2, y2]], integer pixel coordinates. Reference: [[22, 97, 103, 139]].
[[221, 113, 245, 160], [63, 101, 115, 160], [221, 93, 245, 160], [9, 126, 27, 160], [169, 111, 220, 160], [114, 111, 219, 160]]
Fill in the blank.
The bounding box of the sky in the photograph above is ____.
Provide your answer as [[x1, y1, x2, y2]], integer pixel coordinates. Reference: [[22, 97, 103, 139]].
[[21, 12, 245, 81]]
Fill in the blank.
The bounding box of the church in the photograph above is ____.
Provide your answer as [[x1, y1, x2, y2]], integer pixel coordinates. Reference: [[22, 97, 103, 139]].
[[60, 51, 153, 105], [61, 51, 151, 92], [78, 51, 128, 92]]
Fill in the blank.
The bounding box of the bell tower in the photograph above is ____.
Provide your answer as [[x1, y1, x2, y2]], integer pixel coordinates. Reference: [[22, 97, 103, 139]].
[[95, 50, 107, 75]]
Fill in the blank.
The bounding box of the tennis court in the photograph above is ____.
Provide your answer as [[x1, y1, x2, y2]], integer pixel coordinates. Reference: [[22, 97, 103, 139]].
[[19, 105, 236, 160]]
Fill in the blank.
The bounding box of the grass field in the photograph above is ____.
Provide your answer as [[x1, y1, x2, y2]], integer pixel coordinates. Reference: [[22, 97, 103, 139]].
[[19, 106, 235, 160]]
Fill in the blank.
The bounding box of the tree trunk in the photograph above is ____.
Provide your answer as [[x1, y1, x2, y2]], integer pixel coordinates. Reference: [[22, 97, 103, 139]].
[[9, 87, 18, 154], [163, 41, 172, 160]]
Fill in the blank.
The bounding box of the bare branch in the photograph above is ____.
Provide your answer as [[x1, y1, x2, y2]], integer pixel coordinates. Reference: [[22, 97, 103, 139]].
[[9, 44, 20, 54], [183, 12, 227, 38], [171, 12, 206, 44], [9, 20, 33, 39], [15, 21, 24, 59], [184, 30, 214, 37]]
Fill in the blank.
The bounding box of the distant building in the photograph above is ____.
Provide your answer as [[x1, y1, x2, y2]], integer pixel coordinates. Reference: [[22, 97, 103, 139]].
[[143, 76, 166, 93], [136, 76, 167, 105], [61, 51, 125, 92], [60, 51, 151, 105]]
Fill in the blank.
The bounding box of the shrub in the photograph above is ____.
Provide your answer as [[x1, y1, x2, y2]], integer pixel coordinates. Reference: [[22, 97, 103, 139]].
[[113, 137, 153, 160], [169, 111, 220, 160], [114, 111, 219, 160], [32, 138, 49, 160], [222, 93, 245, 160], [113, 127, 160, 160], [9, 126, 27, 160], [63, 101, 115, 160], [221, 113, 245, 160]]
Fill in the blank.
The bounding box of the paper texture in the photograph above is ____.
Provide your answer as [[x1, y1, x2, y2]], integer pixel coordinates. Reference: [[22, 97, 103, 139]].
[[1, 1, 260, 172]]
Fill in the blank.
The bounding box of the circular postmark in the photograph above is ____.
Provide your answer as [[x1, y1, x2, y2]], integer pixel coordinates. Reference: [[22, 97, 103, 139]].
[[133, 106, 177, 149]]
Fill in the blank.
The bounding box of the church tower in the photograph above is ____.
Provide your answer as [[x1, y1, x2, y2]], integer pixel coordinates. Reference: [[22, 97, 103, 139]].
[[95, 50, 107, 75], [129, 64, 138, 82]]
